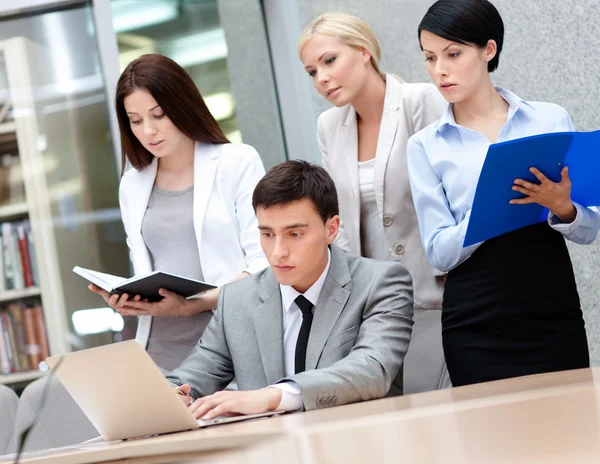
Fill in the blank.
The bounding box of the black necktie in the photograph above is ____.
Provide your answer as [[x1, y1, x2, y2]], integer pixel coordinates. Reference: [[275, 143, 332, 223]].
[[294, 295, 314, 374]]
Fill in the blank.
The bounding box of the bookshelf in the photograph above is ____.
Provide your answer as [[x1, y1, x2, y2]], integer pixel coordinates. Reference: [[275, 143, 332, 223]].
[[0, 202, 28, 220], [0, 35, 132, 389], [0, 37, 70, 387], [0, 369, 44, 386], [0, 287, 41, 304], [0, 121, 16, 135]]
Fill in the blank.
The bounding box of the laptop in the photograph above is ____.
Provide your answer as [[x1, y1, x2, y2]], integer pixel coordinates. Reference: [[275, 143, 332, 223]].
[[45, 340, 282, 440]]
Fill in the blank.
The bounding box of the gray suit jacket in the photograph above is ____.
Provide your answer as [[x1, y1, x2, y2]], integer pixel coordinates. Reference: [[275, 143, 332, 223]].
[[167, 244, 414, 410]]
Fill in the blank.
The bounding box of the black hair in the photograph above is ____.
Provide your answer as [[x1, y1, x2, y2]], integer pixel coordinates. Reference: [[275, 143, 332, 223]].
[[252, 160, 339, 223], [418, 0, 504, 72]]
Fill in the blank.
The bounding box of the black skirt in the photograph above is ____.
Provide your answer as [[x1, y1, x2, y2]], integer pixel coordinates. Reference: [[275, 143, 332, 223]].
[[442, 222, 589, 387]]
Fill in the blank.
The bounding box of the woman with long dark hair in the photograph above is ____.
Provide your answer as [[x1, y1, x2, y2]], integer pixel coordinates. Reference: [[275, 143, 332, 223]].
[[407, 0, 600, 386], [90, 54, 268, 372]]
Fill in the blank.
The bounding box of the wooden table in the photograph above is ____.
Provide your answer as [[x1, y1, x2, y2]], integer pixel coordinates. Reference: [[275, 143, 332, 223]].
[[4, 368, 600, 463]]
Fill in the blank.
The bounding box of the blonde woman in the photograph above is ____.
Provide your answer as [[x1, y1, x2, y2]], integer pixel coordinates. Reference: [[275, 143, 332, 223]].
[[299, 12, 450, 394]]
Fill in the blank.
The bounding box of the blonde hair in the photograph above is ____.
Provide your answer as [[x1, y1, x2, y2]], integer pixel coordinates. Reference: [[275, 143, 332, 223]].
[[299, 12, 401, 82]]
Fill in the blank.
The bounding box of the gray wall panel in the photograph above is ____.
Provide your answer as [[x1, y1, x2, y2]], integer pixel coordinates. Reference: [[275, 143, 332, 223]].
[[217, 0, 287, 169]]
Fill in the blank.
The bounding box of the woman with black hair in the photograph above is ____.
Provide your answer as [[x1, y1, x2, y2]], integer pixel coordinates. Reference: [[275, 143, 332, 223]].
[[407, 0, 600, 386]]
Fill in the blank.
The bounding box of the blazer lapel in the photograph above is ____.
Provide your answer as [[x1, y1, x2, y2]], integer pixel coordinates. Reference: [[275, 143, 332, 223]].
[[193, 142, 219, 257], [374, 75, 402, 213], [305, 246, 351, 371], [340, 107, 360, 205], [128, 159, 158, 274], [251, 271, 285, 384], [127, 160, 158, 348]]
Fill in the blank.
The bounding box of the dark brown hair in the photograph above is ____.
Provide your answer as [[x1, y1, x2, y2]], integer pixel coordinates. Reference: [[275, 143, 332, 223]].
[[252, 160, 339, 223], [115, 54, 229, 172]]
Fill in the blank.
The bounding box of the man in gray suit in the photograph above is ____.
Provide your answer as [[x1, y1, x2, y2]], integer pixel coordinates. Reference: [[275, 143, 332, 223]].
[[168, 160, 414, 420]]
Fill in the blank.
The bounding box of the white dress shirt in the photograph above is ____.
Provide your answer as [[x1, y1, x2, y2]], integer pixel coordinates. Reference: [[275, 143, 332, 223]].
[[407, 88, 600, 273], [269, 249, 332, 411], [358, 158, 391, 261]]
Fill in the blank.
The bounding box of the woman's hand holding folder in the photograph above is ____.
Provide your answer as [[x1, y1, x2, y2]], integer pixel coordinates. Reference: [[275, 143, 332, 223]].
[[510, 166, 577, 223]]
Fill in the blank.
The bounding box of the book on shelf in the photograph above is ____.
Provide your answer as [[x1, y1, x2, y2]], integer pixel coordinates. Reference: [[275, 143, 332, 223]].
[[0, 231, 4, 293], [33, 304, 49, 361], [3, 311, 20, 372], [24, 220, 39, 286], [0, 101, 11, 123], [2, 222, 16, 290], [0, 301, 47, 374], [0, 154, 25, 206], [11, 223, 25, 290], [7, 302, 29, 371], [17, 223, 34, 287], [0, 313, 11, 374], [0, 219, 38, 292], [23, 306, 39, 369]]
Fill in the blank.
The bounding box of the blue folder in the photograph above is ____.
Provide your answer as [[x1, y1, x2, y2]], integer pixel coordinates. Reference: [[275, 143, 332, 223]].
[[463, 130, 600, 247]]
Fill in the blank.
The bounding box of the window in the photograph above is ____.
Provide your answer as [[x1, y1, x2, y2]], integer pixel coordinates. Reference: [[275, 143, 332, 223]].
[[111, 0, 242, 142]]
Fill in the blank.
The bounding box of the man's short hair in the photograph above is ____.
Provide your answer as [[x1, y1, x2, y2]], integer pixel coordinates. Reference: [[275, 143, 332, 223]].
[[252, 160, 339, 222]]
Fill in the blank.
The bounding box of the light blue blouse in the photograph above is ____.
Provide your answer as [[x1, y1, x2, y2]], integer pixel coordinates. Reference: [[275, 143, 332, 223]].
[[407, 88, 600, 273]]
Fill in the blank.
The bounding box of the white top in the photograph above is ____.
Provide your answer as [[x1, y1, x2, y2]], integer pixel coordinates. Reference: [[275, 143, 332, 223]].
[[119, 142, 269, 348], [358, 158, 390, 261], [407, 87, 600, 272], [279, 249, 332, 377], [269, 249, 332, 411]]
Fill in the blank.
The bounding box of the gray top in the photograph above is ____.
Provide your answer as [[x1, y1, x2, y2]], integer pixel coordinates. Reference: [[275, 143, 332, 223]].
[[141, 185, 212, 373]]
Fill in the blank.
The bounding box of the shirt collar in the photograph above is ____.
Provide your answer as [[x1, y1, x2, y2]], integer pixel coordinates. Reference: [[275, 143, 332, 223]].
[[435, 87, 534, 134], [279, 249, 331, 312]]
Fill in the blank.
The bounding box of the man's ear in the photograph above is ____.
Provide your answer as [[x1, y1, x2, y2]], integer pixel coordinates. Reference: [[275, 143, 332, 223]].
[[325, 215, 340, 244]]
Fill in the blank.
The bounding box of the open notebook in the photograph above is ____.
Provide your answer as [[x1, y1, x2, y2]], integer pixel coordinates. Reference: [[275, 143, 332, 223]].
[[73, 266, 216, 302]]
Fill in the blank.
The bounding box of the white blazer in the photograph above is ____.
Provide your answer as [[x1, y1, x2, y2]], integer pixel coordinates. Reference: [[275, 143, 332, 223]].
[[317, 76, 446, 309], [119, 142, 269, 347]]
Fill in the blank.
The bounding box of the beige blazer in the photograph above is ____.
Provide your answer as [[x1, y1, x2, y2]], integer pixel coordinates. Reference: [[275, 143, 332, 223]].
[[119, 142, 269, 347], [317, 76, 446, 309]]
